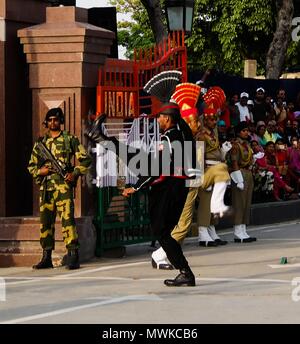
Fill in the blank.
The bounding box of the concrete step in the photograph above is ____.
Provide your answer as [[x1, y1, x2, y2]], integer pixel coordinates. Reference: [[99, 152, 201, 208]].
[[0, 216, 96, 267], [0, 224, 65, 240], [0, 240, 65, 254], [0, 252, 65, 268]]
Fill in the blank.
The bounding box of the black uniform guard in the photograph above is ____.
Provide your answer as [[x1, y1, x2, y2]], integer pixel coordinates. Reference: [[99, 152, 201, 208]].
[[123, 103, 196, 286]]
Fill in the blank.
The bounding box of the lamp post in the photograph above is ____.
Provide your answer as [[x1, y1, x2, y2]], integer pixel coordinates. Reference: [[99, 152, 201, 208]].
[[165, 0, 195, 35]]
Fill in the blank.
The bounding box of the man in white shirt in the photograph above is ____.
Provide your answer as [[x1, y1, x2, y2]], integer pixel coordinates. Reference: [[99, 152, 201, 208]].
[[236, 92, 252, 123]]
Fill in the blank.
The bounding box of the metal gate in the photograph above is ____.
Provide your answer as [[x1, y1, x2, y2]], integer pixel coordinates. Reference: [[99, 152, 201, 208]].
[[92, 117, 160, 256], [92, 31, 187, 255]]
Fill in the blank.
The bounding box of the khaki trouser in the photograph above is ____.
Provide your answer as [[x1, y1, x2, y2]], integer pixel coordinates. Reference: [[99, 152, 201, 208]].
[[232, 169, 254, 225], [170, 163, 230, 243], [201, 163, 229, 189], [196, 188, 217, 227], [171, 188, 198, 243]]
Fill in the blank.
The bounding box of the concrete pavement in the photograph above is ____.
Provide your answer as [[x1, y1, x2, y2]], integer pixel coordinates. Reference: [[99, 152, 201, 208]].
[[0, 221, 300, 324]]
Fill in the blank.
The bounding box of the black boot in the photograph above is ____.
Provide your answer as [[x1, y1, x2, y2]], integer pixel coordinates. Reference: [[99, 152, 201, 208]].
[[85, 114, 109, 143], [66, 248, 80, 270], [164, 267, 196, 287], [32, 249, 53, 269]]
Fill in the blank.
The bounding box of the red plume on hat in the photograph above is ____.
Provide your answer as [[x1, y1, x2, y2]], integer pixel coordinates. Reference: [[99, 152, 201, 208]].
[[202, 86, 226, 117], [170, 83, 201, 118]]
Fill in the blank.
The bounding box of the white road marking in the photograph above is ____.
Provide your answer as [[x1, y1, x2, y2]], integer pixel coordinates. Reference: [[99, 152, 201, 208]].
[[3, 276, 292, 284], [0, 294, 162, 324], [260, 238, 300, 241], [197, 277, 290, 284], [58, 261, 149, 277], [263, 228, 283, 233], [269, 263, 300, 269], [2, 261, 149, 286], [0, 277, 292, 324]]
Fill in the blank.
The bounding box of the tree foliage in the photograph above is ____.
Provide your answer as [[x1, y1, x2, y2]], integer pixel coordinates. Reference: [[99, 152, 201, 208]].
[[110, 0, 300, 76], [187, 0, 276, 75], [110, 0, 156, 59]]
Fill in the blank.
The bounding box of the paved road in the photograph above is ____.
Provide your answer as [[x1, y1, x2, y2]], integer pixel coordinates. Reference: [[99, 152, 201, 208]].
[[1, 221, 300, 324]]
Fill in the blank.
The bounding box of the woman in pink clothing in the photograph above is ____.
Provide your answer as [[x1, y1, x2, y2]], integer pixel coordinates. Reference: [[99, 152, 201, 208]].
[[253, 141, 293, 201], [286, 138, 300, 192]]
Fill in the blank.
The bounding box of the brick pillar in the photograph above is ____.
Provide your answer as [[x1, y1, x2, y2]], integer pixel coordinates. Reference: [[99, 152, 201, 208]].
[[18, 6, 114, 217]]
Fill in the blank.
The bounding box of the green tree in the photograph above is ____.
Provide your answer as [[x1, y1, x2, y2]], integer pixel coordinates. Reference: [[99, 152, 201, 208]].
[[111, 0, 300, 78], [266, 0, 294, 79], [110, 0, 163, 59]]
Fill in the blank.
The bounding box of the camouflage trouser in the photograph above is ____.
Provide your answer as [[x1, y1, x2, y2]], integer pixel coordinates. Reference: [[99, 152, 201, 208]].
[[39, 187, 79, 250]]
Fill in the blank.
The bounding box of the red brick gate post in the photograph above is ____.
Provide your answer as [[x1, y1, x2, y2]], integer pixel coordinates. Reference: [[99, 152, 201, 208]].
[[18, 6, 115, 217]]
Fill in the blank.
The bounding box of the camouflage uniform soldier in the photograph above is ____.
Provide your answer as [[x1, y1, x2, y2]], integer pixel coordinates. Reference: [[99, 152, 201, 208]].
[[28, 108, 92, 270]]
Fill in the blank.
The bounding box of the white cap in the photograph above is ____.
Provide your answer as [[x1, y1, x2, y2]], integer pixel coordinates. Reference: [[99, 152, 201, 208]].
[[256, 87, 265, 93], [240, 92, 249, 98], [247, 100, 254, 106]]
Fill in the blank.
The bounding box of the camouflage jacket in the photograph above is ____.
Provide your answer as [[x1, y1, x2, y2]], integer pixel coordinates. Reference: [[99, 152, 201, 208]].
[[28, 130, 92, 190]]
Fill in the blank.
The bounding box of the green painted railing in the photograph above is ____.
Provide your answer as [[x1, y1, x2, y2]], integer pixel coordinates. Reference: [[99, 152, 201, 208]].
[[93, 186, 156, 256]]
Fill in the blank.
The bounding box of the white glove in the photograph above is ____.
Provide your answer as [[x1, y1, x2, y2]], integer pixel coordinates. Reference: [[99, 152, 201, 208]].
[[221, 141, 232, 160], [222, 141, 232, 153], [237, 182, 244, 190], [253, 152, 264, 162], [230, 170, 244, 190]]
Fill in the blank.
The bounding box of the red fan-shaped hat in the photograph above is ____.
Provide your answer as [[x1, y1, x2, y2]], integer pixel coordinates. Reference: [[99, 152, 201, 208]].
[[171, 83, 201, 118], [203, 86, 226, 110]]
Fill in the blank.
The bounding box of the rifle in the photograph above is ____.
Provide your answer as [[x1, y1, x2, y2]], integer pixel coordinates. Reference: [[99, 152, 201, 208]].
[[36, 141, 74, 183]]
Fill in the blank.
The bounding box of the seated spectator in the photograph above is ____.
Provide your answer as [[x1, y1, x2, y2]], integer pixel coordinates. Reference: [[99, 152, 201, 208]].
[[275, 138, 288, 178], [287, 102, 296, 122], [292, 120, 300, 137], [256, 122, 267, 147], [286, 137, 300, 192], [263, 120, 282, 143], [282, 120, 294, 146], [251, 139, 264, 153], [248, 122, 259, 142], [251, 140, 274, 202], [217, 120, 228, 144], [264, 141, 294, 200], [274, 98, 287, 130]]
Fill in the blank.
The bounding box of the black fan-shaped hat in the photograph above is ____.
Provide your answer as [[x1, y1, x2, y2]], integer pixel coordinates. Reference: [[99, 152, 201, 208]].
[[143, 70, 182, 103]]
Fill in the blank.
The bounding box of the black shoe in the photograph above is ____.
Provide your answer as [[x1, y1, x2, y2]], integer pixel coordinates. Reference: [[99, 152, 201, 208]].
[[234, 237, 256, 243], [32, 249, 53, 269], [199, 241, 218, 247], [215, 239, 228, 245], [85, 113, 108, 143], [66, 249, 80, 270], [164, 268, 196, 287], [248, 237, 257, 242], [151, 258, 174, 270]]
